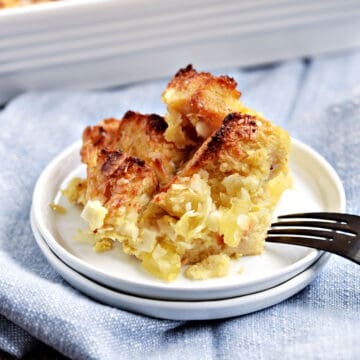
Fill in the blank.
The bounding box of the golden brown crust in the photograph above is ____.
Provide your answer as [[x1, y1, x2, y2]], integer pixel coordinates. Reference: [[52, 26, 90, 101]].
[[81, 112, 188, 186], [86, 148, 158, 211], [80, 111, 192, 219], [180, 112, 289, 179], [122, 111, 168, 133], [167, 64, 239, 98], [183, 113, 257, 173], [162, 64, 243, 140], [81, 118, 120, 164], [117, 112, 188, 185]]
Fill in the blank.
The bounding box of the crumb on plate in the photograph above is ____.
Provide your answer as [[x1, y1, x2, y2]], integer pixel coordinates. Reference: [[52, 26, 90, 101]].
[[94, 238, 114, 252], [49, 203, 67, 214], [185, 254, 231, 280], [61, 177, 87, 206]]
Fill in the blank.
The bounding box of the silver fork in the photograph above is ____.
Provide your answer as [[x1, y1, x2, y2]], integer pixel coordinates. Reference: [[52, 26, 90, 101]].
[[267, 212, 360, 265]]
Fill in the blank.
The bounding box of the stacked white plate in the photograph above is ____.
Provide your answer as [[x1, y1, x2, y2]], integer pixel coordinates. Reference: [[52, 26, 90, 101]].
[[2, 0, 360, 104], [31, 138, 345, 320]]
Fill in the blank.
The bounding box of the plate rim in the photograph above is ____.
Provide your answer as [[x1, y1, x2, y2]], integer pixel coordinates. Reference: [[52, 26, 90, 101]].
[[30, 210, 330, 320], [32, 137, 346, 300]]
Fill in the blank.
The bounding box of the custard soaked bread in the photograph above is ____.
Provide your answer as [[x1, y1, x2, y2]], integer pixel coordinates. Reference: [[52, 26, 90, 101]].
[[140, 113, 290, 280], [64, 65, 291, 281]]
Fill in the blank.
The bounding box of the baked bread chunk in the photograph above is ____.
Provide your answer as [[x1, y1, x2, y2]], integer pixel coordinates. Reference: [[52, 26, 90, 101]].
[[79, 111, 189, 251], [81, 111, 188, 186], [162, 64, 255, 148]]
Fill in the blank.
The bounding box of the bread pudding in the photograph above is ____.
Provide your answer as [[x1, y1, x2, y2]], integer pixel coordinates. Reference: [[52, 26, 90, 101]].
[[63, 65, 291, 282]]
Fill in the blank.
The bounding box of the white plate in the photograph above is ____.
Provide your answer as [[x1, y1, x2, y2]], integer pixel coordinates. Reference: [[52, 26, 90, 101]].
[[30, 211, 330, 320], [32, 138, 345, 300]]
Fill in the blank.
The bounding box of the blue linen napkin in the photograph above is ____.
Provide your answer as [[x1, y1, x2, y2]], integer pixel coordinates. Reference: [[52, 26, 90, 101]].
[[0, 53, 359, 360]]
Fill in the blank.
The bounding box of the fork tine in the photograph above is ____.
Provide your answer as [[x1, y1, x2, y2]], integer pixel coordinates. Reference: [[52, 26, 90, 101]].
[[269, 212, 360, 265], [266, 236, 335, 251], [267, 228, 338, 239], [270, 220, 355, 234], [267, 235, 360, 264], [278, 212, 350, 223]]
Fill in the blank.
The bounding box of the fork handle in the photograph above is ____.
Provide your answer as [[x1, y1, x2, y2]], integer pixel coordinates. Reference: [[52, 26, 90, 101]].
[[266, 236, 360, 265]]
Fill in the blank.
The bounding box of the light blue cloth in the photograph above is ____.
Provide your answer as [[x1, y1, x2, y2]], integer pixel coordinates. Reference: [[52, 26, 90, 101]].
[[0, 52, 359, 360]]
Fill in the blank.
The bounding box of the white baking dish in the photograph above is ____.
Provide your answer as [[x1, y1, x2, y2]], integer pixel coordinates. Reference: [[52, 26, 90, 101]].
[[1, 0, 360, 103]]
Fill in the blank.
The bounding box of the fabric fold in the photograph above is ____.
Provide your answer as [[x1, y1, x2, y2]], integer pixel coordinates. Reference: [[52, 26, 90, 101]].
[[0, 55, 359, 360]]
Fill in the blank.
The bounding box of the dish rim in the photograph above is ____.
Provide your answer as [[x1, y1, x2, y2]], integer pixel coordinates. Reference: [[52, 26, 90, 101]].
[[30, 209, 331, 320]]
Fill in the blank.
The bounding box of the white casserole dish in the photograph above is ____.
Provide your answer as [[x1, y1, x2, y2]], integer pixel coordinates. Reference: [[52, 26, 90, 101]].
[[1, 0, 360, 103]]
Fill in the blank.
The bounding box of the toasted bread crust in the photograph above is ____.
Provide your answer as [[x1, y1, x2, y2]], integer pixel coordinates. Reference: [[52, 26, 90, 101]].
[[87, 148, 158, 211], [81, 118, 120, 164], [167, 64, 240, 98], [181, 112, 289, 179], [122, 111, 168, 133], [162, 65, 243, 143], [183, 113, 257, 173], [81, 112, 188, 186]]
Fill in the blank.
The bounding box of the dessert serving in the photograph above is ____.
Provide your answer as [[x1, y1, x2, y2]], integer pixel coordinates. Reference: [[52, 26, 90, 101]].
[[62, 65, 291, 282]]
